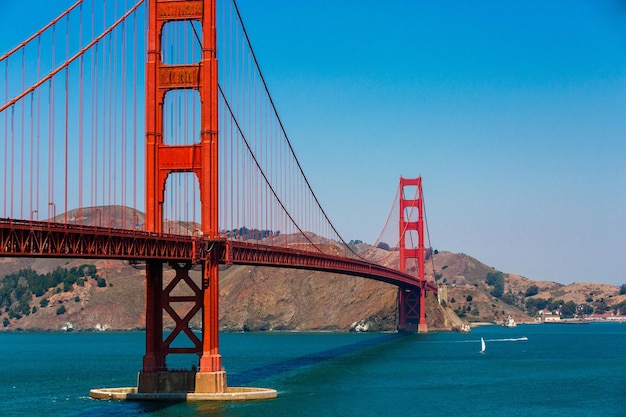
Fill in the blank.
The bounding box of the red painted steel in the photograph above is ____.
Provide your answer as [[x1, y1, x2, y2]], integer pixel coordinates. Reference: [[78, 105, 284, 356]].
[[143, 260, 165, 372], [145, 0, 218, 237], [0, 219, 437, 292], [0, 219, 193, 259], [398, 177, 429, 332], [144, 0, 222, 387]]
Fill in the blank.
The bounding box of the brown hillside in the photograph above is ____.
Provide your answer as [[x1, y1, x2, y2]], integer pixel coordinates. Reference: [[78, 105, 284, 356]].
[[1, 257, 464, 332], [2, 207, 624, 332]]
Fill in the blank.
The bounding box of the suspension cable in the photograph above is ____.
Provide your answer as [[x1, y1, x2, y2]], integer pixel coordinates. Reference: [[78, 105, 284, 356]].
[[229, 0, 358, 256], [218, 84, 324, 253], [0, 0, 84, 64], [0, 0, 144, 113]]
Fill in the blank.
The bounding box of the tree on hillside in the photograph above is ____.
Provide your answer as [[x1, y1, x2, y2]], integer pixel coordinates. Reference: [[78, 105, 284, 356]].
[[525, 285, 539, 297], [525, 297, 549, 314], [615, 301, 626, 315], [580, 304, 594, 316], [485, 271, 505, 298], [561, 301, 577, 318], [548, 299, 564, 311], [376, 242, 391, 251], [594, 301, 610, 314], [501, 292, 517, 306], [620, 284, 626, 295]]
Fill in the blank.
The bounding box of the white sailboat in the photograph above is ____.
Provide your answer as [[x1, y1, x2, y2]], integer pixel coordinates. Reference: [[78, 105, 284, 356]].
[[480, 337, 486, 353]]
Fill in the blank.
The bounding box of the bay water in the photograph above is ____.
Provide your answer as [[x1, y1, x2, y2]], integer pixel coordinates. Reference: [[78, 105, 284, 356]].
[[1, 323, 625, 416]]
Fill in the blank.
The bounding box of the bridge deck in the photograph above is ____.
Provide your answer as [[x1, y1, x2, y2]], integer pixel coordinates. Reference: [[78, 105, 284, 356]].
[[0, 219, 437, 293]]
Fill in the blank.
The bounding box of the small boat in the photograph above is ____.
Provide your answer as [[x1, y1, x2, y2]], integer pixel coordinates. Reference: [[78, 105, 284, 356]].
[[480, 337, 486, 353]]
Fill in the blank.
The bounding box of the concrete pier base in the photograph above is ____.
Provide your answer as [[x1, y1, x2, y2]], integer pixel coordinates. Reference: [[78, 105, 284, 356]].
[[137, 370, 229, 394], [89, 386, 277, 401], [91, 371, 276, 402], [138, 371, 198, 393], [417, 321, 428, 333], [195, 370, 227, 393], [398, 319, 428, 334]]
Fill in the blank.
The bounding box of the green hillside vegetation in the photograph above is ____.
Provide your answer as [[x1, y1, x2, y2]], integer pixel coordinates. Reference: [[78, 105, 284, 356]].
[[0, 264, 101, 323]]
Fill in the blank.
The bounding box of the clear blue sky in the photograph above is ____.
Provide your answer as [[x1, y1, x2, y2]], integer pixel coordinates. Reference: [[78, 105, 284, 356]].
[[1, 0, 625, 286], [234, 0, 626, 286]]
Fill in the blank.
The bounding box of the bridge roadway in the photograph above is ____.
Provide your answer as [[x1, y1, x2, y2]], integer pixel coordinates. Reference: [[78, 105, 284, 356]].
[[0, 218, 437, 293]]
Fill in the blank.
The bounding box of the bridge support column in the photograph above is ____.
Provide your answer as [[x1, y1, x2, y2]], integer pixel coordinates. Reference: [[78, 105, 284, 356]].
[[398, 176, 428, 333], [195, 250, 226, 393], [397, 287, 428, 333], [139, 260, 207, 394], [143, 260, 165, 373]]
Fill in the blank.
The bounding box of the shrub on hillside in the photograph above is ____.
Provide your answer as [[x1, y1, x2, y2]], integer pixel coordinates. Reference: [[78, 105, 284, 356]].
[[486, 271, 505, 298], [525, 285, 539, 297]]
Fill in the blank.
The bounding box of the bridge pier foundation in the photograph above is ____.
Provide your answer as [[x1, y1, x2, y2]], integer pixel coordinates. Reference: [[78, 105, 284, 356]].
[[397, 287, 428, 333], [195, 370, 227, 393], [137, 257, 231, 394], [93, 255, 275, 401], [135, 370, 227, 394]]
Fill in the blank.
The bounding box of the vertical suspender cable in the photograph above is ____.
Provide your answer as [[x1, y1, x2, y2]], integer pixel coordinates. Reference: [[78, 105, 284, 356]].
[[64, 67, 69, 223], [49, 24, 56, 220], [103, 0, 108, 219], [121, 4, 127, 228], [133, 6, 137, 215], [36, 36, 41, 214], [10, 107, 14, 218], [3, 59, 8, 216], [64, 12, 70, 223], [78, 3, 84, 216], [30, 92, 34, 215], [21, 48, 25, 217], [112, 1, 118, 225], [91, 0, 97, 211]]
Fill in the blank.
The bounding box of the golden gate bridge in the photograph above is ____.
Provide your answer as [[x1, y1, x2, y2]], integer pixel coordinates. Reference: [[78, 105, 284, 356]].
[[0, 0, 437, 399]]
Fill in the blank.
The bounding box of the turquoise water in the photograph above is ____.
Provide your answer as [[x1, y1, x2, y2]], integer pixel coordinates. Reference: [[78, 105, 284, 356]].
[[1, 323, 625, 416]]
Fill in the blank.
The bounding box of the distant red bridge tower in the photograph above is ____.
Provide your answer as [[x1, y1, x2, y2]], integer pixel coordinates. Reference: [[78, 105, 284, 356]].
[[141, 0, 225, 393], [397, 176, 428, 333]]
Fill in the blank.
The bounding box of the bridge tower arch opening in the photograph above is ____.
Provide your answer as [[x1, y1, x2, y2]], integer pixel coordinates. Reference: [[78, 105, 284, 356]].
[[142, 0, 224, 394], [398, 176, 428, 333]]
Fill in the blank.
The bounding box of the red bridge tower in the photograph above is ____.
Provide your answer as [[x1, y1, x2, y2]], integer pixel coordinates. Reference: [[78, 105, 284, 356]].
[[397, 176, 428, 333], [140, 0, 224, 393]]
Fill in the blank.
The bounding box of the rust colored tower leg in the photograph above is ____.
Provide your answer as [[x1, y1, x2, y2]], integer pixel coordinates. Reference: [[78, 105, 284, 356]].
[[398, 288, 407, 330], [195, 249, 226, 393], [418, 283, 428, 332], [143, 260, 165, 372], [138, 260, 167, 393]]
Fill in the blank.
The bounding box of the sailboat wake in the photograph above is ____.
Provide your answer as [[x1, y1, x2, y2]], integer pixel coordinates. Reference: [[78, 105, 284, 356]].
[[488, 337, 529, 342]]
